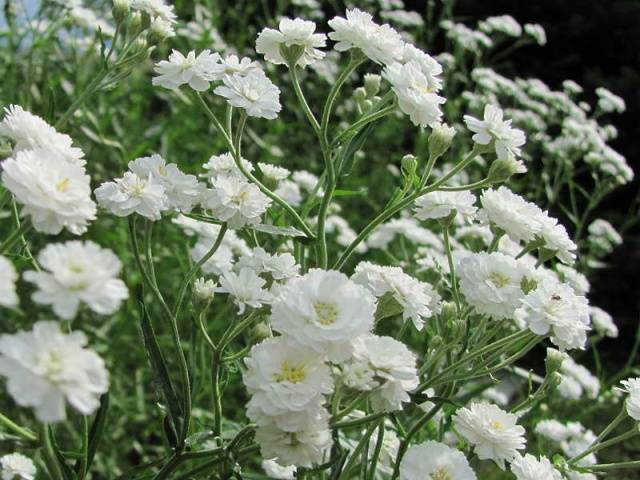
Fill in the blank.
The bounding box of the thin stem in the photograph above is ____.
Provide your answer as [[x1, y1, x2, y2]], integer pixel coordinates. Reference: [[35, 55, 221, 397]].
[[569, 428, 639, 465], [0, 220, 32, 254], [288, 65, 321, 135], [41, 424, 65, 480], [0, 412, 37, 442]]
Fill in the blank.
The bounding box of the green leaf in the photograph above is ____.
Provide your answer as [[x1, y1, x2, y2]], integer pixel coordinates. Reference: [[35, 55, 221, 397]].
[[374, 292, 404, 322], [249, 223, 305, 238], [138, 301, 182, 444], [337, 122, 375, 176], [85, 394, 109, 472]]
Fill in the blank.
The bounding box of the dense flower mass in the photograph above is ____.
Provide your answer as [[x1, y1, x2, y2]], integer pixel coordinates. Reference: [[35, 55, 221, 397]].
[[0, 321, 108, 422], [0, 3, 634, 479]]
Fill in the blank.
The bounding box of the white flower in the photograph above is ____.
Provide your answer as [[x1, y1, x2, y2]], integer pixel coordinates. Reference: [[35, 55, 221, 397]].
[[193, 277, 216, 301], [524, 24, 547, 45], [130, 0, 176, 23], [619, 377, 640, 421], [203, 152, 253, 182], [270, 269, 376, 362], [237, 247, 299, 281], [556, 264, 590, 296], [274, 180, 303, 207], [558, 357, 599, 400], [464, 105, 526, 159], [95, 171, 169, 220], [128, 154, 203, 212], [588, 218, 622, 253], [0, 105, 84, 165], [478, 15, 522, 37], [383, 61, 445, 127], [211, 54, 262, 80], [152, 50, 221, 91], [596, 87, 625, 113], [254, 412, 332, 467], [352, 262, 441, 330], [292, 170, 321, 193], [539, 215, 577, 264], [259, 163, 290, 182], [0, 453, 36, 480], [328, 8, 404, 65], [23, 241, 128, 320], [149, 16, 175, 41], [203, 175, 272, 228], [414, 190, 477, 221], [216, 268, 271, 314], [2, 149, 96, 235], [480, 187, 544, 243], [262, 459, 296, 479], [515, 278, 590, 350], [244, 336, 332, 425], [256, 17, 326, 67], [0, 256, 19, 309], [400, 441, 476, 480], [0, 321, 109, 422], [192, 237, 235, 275], [214, 71, 282, 119], [453, 402, 526, 469], [400, 44, 443, 91], [458, 252, 533, 319], [510, 454, 562, 480], [589, 306, 618, 338], [535, 419, 571, 442], [348, 334, 418, 412]]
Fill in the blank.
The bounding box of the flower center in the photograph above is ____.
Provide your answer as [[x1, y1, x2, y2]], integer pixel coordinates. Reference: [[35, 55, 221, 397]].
[[56, 177, 71, 192], [231, 190, 249, 204], [314, 302, 338, 325], [490, 420, 504, 430], [274, 360, 307, 383], [488, 271, 511, 288], [39, 349, 65, 381], [430, 468, 453, 480]]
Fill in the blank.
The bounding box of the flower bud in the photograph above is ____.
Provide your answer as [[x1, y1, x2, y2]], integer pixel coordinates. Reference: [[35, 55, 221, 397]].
[[112, 0, 130, 24], [487, 154, 527, 184], [353, 87, 367, 102], [545, 348, 565, 375], [429, 123, 456, 160], [252, 322, 273, 341], [147, 18, 175, 45], [193, 278, 216, 302], [127, 11, 143, 37], [363, 73, 381, 97], [546, 371, 563, 392], [401, 154, 418, 177]]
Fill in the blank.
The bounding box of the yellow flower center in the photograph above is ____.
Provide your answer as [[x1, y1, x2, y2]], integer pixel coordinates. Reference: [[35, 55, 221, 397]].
[[56, 177, 71, 192], [430, 468, 453, 480], [231, 190, 249, 204], [490, 420, 504, 430], [314, 302, 338, 326], [274, 360, 307, 383], [488, 271, 511, 288]]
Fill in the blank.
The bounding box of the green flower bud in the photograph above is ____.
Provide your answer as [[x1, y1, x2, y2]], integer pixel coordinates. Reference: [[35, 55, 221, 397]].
[[546, 371, 563, 392], [252, 322, 272, 341], [112, 0, 130, 24], [428, 123, 456, 160], [353, 87, 367, 102], [127, 11, 143, 37], [544, 348, 565, 375], [401, 154, 418, 177], [487, 153, 526, 184], [147, 18, 174, 45], [363, 73, 381, 97]]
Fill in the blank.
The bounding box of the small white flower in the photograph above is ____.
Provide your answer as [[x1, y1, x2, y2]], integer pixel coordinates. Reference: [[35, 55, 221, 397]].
[[256, 17, 326, 67], [352, 262, 441, 330], [130, 0, 176, 23], [0, 453, 36, 480], [211, 54, 262, 80], [262, 459, 296, 479], [464, 105, 526, 159], [480, 187, 544, 243], [558, 357, 599, 400], [619, 377, 640, 421], [453, 402, 526, 469], [0, 105, 85, 165], [515, 278, 590, 351], [479, 15, 522, 37], [270, 269, 376, 362], [214, 71, 282, 119], [254, 413, 332, 467], [539, 215, 577, 265], [596, 87, 626, 113], [128, 154, 203, 212], [237, 247, 299, 281], [0, 321, 109, 422], [400, 441, 476, 480], [192, 237, 235, 275], [383, 61, 446, 127], [556, 264, 590, 296], [152, 50, 221, 91], [328, 8, 404, 65], [193, 277, 216, 301], [274, 179, 303, 207], [203, 175, 272, 228], [95, 171, 169, 220], [414, 190, 477, 221], [458, 252, 533, 319], [400, 44, 443, 91], [216, 268, 271, 314], [510, 453, 563, 480], [524, 23, 547, 45], [2, 149, 96, 235], [23, 241, 129, 320], [348, 334, 418, 412], [259, 163, 290, 182], [244, 336, 333, 426], [203, 152, 253, 182], [588, 218, 622, 253], [0, 256, 19, 309], [589, 306, 618, 338]]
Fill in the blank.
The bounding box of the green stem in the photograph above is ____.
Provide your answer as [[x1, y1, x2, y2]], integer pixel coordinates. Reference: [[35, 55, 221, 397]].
[[585, 460, 640, 471], [288, 65, 321, 135], [40, 424, 65, 480], [569, 428, 639, 465], [0, 412, 37, 442]]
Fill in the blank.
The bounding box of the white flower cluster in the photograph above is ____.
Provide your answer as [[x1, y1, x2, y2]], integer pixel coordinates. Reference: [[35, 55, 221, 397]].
[[0, 106, 96, 235]]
